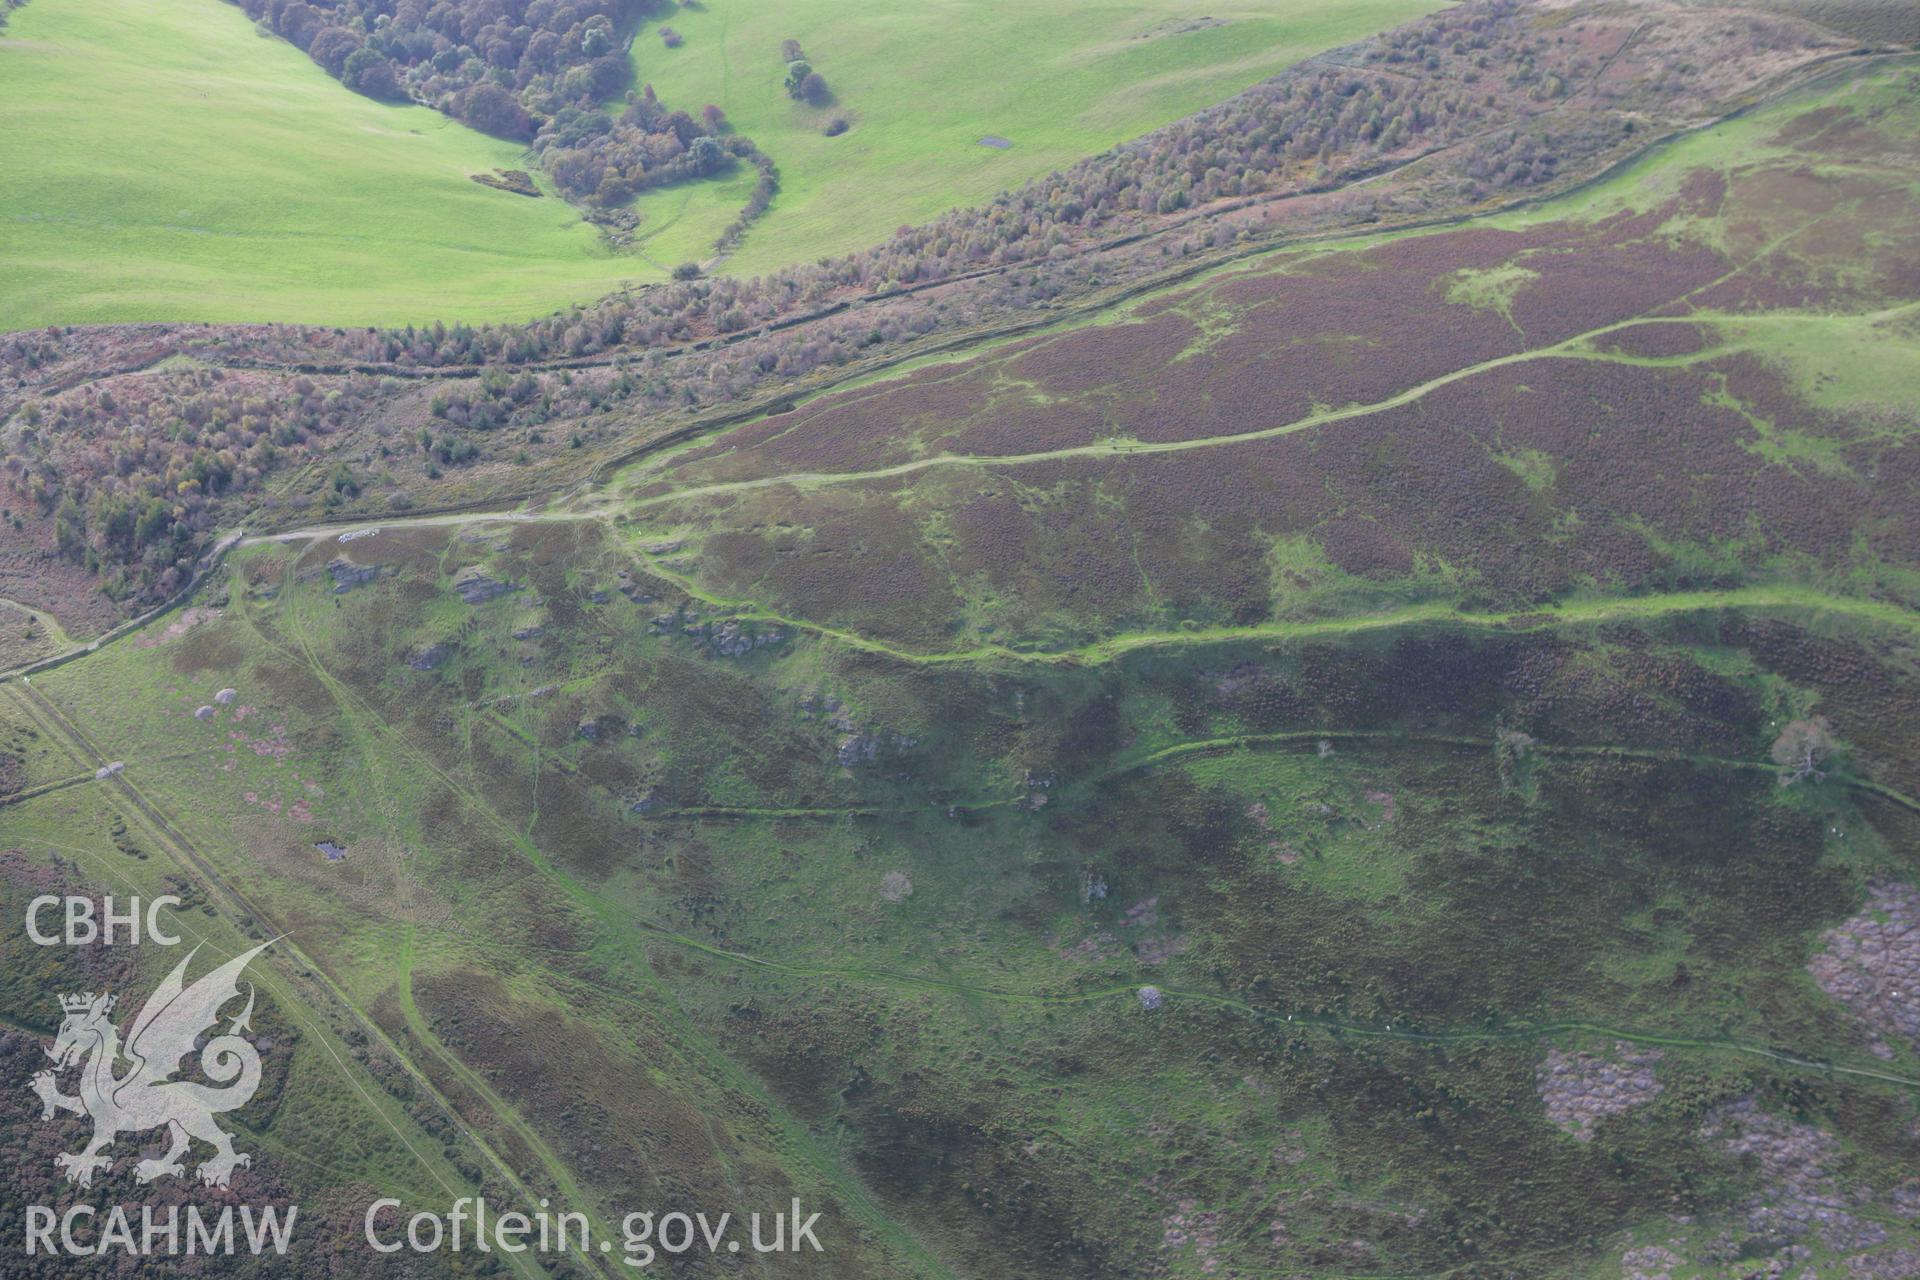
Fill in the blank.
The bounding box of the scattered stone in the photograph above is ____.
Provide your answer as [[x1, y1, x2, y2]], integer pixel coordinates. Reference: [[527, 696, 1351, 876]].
[[1699, 1097, 1886, 1259], [879, 871, 913, 903], [1137, 986, 1163, 1010], [314, 841, 347, 862], [214, 688, 237, 705], [589, 590, 610, 604], [977, 135, 1013, 149], [512, 625, 544, 641], [326, 556, 379, 593], [452, 565, 521, 605], [1620, 1244, 1686, 1280], [628, 789, 660, 814], [1810, 878, 1920, 1057], [1536, 1042, 1663, 1141], [407, 642, 455, 671], [194, 706, 216, 722]]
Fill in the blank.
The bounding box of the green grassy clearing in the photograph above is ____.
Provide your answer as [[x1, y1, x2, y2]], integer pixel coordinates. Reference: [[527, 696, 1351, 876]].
[[632, 0, 1448, 275]]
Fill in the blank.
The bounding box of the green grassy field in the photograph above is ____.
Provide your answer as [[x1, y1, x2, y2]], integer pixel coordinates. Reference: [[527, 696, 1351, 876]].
[[0, 0, 735, 329], [0, 0, 1444, 330], [635, 0, 1447, 275]]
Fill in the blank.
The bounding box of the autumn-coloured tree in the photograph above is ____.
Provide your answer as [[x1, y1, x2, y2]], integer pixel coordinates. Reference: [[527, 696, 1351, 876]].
[[1771, 716, 1838, 784]]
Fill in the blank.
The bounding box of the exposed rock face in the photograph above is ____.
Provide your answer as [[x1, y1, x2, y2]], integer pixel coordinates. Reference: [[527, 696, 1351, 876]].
[[453, 565, 520, 605], [327, 556, 379, 593], [702, 618, 784, 658], [1810, 878, 1920, 1059], [577, 713, 626, 741], [645, 606, 783, 657], [407, 642, 454, 671], [1536, 1043, 1663, 1141], [837, 728, 917, 768], [798, 691, 845, 721]]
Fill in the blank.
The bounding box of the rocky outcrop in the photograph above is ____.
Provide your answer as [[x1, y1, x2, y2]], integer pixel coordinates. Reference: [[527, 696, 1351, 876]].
[[577, 713, 627, 742], [453, 565, 520, 605], [836, 728, 917, 768], [327, 556, 379, 593], [407, 642, 455, 671], [648, 606, 784, 657], [703, 618, 784, 657]]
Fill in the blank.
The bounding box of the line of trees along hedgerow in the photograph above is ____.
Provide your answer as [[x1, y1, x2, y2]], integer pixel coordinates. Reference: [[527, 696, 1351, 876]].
[[228, 0, 775, 228]]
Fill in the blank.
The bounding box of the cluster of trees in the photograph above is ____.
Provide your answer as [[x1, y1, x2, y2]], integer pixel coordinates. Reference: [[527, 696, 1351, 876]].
[[230, 0, 646, 120], [780, 38, 830, 106], [6, 369, 377, 596], [230, 0, 763, 225], [535, 83, 738, 206], [428, 362, 638, 431]]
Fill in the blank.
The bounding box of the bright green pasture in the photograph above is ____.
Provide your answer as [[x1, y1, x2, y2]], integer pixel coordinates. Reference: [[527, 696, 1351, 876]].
[[0, 0, 1440, 329], [632, 0, 1448, 275], [0, 0, 727, 329]]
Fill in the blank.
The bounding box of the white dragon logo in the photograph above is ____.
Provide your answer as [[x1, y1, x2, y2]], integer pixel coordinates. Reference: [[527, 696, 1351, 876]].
[[29, 942, 270, 1188]]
